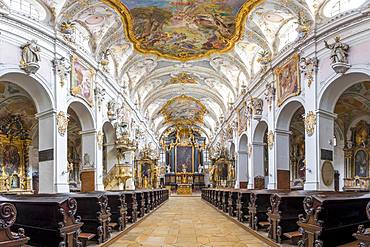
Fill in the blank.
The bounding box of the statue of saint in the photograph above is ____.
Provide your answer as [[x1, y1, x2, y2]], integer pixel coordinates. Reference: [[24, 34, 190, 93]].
[[324, 37, 349, 64], [68, 162, 74, 182], [143, 176, 148, 188], [21, 40, 41, 64]]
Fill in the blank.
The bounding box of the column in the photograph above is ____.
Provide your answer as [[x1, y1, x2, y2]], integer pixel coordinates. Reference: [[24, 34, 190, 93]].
[[304, 110, 336, 190], [37, 110, 69, 193], [275, 129, 291, 189]]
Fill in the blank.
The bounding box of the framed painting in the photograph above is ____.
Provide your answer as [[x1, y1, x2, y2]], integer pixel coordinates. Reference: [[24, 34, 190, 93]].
[[71, 55, 95, 106], [354, 149, 369, 177], [274, 53, 301, 106], [175, 146, 193, 173]]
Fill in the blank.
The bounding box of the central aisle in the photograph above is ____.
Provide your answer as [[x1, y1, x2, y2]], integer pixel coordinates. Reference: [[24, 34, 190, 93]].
[[109, 196, 268, 247]]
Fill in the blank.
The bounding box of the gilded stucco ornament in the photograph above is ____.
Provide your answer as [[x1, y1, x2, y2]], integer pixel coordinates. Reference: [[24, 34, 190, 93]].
[[97, 131, 104, 149], [324, 36, 350, 74], [60, 20, 75, 42], [299, 57, 318, 88], [304, 111, 317, 137], [267, 130, 274, 149], [52, 57, 71, 87], [296, 11, 311, 40], [257, 50, 272, 69], [100, 49, 111, 72], [20, 40, 41, 74], [56, 111, 69, 136]]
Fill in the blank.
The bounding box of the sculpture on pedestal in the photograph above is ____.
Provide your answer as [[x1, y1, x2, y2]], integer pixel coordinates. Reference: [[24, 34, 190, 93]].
[[20, 40, 41, 74], [325, 36, 350, 73]]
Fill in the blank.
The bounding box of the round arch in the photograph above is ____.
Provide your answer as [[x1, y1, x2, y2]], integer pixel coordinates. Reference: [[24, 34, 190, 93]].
[[0, 70, 54, 113], [319, 71, 370, 112], [237, 133, 248, 188], [276, 98, 305, 131], [251, 120, 269, 189], [67, 99, 95, 131], [102, 121, 117, 177]]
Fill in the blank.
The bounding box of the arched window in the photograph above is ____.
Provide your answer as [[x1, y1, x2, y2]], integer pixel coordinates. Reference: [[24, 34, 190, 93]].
[[277, 19, 298, 51], [4, 0, 46, 21], [323, 0, 367, 17]]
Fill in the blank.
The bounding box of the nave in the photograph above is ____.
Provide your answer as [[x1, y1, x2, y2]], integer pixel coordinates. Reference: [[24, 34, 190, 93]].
[[109, 196, 268, 247]]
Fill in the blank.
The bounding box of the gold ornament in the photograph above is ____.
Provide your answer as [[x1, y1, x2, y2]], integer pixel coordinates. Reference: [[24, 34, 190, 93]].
[[304, 111, 316, 137], [267, 130, 274, 149], [56, 111, 69, 136]]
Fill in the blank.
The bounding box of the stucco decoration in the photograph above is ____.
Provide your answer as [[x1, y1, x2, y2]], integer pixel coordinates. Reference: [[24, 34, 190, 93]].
[[267, 130, 274, 149], [102, 0, 264, 61], [57, 111, 69, 136], [52, 57, 71, 87], [97, 131, 104, 149], [299, 57, 318, 88], [304, 111, 316, 137]]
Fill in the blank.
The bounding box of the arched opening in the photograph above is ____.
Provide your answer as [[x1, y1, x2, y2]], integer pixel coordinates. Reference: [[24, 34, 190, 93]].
[[319, 72, 370, 191], [237, 134, 248, 188], [102, 121, 117, 177], [276, 100, 305, 190], [333, 81, 370, 191], [252, 121, 268, 189], [0, 81, 37, 192], [289, 106, 305, 190], [67, 100, 95, 191]]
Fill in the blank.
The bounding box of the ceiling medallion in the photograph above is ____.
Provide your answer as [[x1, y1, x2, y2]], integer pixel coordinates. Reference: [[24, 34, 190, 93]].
[[169, 72, 197, 85], [102, 0, 264, 61], [160, 95, 207, 125]]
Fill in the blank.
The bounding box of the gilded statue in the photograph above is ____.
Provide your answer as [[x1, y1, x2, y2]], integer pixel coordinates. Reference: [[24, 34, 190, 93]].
[[324, 36, 349, 64]]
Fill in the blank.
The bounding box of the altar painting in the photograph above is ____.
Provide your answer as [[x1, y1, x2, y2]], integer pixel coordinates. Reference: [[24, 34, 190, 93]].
[[71, 56, 94, 106], [355, 150, 368, 177], [275, 53, 300, 106], [176, 146, 193, 173]]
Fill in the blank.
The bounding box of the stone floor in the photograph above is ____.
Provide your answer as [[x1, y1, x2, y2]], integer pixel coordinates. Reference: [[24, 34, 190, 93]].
[[109, 197, 269, 247]]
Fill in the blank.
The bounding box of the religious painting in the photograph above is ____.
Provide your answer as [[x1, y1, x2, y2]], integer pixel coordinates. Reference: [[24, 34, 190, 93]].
[[237, 104, 247, 134], [354, 149, 369, 177], [4, 145, 20, 176], [176, 146, 193, 173], [104, 0, 263, 60], [274, 53, 301, 106], [160, 95, 207, 125], [71, 55, 95, 106]]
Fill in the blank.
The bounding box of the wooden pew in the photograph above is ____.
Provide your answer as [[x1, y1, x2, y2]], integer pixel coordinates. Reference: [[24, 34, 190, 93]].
[[222, 189, 231, 213], [228, 189, 239, 217], [297, 192, 370, 247], [135, 191, 145, 218], [70, 192, 111, 244], [0, 201, 29, 246], [353, 200, 370, 246], [106, 191, 127, 231], [148, 190, 155, 210], [138, 190, 151, 214], [217, 190, 224, 209], [248, 190, 285, 231], [123, 191, 138, 223], [267, 191, 308, 243], [0, 194, 82, 247], [236, 189, 252, 222]]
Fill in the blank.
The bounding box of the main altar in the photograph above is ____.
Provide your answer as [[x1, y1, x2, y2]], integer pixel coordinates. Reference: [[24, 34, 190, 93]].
[[162, 127, 206, 194]]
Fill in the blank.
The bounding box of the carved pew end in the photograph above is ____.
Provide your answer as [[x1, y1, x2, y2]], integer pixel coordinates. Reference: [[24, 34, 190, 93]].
[[257, 221, 270, 232], [78, 232, 96, 247], [109, 222, 118, 230], [283, 231, 302, 245]]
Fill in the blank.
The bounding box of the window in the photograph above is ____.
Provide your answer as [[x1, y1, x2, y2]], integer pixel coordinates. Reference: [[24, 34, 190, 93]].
[[323, 0, 367, 17], [4, 0, 46, 21]]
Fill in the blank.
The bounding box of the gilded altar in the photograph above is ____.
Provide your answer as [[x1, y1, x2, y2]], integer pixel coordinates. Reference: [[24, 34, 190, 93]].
[[343, 120, 370, 191], [208, 143, 235, 188], [0, 116, 32, 193], [135, 144, 159, 189]]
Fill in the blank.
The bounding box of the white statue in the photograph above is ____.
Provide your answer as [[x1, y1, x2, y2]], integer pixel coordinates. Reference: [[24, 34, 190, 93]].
[[21, 40, 41, 64], [324, 36, 349, 64]]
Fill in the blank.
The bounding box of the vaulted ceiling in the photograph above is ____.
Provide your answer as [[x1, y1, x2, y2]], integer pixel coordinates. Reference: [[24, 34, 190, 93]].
[[32, 0, 368, 140]]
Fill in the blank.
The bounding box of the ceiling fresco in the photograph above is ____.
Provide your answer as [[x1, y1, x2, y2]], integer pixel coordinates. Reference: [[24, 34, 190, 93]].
[[103, 0, 263, 60], [160, 95, 208, 125]]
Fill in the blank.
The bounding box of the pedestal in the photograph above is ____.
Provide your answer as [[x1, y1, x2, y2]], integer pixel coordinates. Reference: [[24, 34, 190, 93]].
[[80, 169, 95, 192], [177, 184, 192, 195]]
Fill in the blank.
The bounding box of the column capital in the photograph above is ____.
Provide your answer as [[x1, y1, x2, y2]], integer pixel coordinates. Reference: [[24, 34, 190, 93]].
[[252, 141, 264, 147], [275, 128, 291, 135], [79, 129, 97, 135], [35, 108, 57, 119]]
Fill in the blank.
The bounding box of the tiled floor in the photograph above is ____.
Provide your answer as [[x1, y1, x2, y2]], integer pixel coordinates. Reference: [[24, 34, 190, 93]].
[[109, 197, 269, 247]]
